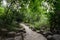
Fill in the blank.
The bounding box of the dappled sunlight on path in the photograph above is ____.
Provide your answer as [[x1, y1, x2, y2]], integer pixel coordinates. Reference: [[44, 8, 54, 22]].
[[20, 23, 47, 40]]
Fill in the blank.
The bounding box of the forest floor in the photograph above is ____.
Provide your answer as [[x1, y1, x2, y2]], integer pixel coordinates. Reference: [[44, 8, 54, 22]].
[[20, 23, 47, 40]]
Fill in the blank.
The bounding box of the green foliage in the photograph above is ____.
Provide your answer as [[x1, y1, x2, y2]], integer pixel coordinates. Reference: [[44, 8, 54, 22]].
[[50, 0, 60, 30], [0, 0, 55, 31], [23, 0, 54, 30], [0, 0, 24, 31], [0, 7, 5, 15]]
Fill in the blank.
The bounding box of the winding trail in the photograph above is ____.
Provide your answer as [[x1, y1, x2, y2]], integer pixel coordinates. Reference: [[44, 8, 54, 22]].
[[20, 23, 47, 40]]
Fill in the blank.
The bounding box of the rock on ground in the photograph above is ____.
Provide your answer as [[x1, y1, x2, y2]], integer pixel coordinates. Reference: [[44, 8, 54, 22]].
[[20, 23, 47, 40]]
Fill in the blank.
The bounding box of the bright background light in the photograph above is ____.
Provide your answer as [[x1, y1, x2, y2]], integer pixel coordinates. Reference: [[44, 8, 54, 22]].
[[2, 0, 7, 7]]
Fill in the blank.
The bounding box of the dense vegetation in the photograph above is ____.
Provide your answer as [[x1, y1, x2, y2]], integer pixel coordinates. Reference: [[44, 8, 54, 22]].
[[0, 0, 60, 33]]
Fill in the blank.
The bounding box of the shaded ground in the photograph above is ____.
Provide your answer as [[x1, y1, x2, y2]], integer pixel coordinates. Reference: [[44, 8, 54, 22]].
[[20, 23, 47, 40], [0, 23, 47, 40]]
